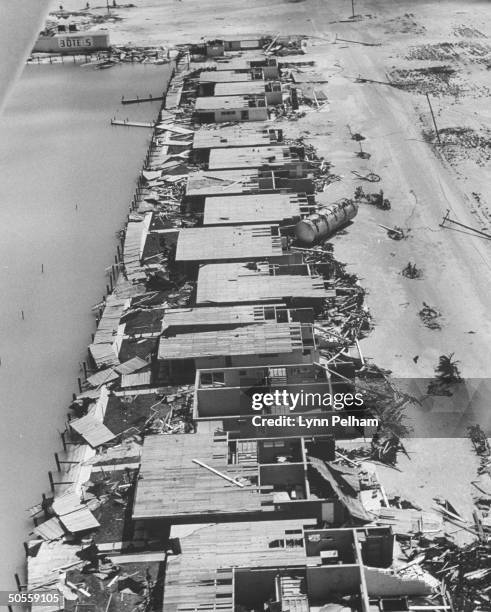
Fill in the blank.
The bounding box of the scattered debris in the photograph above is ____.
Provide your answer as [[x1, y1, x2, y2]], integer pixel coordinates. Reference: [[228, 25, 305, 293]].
[[347, 125, 365, 141], [401, 262, 423, 279], [379, 223, 406, 240], [389, 65, 460, 96], [418, 302, 442, 330], [355, 140, 371, 159], [351, 170, 381, 182], [425, 126, 491, 166], [355, 186, 391, 210], [468, 424, 491, 459], [407, 41, 491, 64]]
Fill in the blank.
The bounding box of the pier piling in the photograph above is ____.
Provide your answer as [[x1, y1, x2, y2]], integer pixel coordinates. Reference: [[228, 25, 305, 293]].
[[42, 493, 49, 518], [14, 572, 26, 592], [48, 470, 55, 493]]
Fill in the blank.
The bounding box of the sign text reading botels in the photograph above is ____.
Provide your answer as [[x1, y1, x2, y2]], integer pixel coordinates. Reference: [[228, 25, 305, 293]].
[[58, 37, 93, 49]]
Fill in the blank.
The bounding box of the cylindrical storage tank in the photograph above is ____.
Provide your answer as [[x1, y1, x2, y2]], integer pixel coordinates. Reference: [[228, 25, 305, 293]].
[[295, 199, 358, 245]]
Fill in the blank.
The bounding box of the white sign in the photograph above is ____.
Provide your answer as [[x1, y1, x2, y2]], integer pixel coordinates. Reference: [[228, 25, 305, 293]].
[[58, 36, 94, 49]]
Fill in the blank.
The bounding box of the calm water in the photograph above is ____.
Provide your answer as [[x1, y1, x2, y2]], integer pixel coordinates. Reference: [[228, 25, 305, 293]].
[[0, 61, 171, 589]]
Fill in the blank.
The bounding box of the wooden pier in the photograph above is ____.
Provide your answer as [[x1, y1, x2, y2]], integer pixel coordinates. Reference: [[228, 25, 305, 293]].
[[111, 119, 156, 128], [122, 95, 164, 105]]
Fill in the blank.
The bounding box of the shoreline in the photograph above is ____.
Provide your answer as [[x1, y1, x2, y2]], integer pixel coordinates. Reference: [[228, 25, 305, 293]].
[[1, 58, 175, 595]]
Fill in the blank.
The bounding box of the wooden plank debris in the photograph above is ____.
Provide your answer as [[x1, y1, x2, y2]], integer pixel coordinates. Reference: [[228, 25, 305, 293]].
[[70, 414, 116, 448]]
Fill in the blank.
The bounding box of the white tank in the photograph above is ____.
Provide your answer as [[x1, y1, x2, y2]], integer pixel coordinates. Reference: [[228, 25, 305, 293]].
[[295, 199, 358, 245]]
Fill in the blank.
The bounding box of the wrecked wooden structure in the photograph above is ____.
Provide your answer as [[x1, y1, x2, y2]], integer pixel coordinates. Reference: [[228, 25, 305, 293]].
[[18, 41, 471, 612]]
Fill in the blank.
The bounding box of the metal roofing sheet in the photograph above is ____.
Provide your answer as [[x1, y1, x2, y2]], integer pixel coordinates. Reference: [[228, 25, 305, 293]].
[[114, 356, 149, 375], [70, 414, 116, 448], [89, 296, 129, 368], [52, 492, 84, 517], [121, 370, 152, 388], [88, 343, 119, 369], [86, 368, 119, 388], [123, 213, 152, 284], [31, 518, 65, 542], [58, 506, 100, 534]]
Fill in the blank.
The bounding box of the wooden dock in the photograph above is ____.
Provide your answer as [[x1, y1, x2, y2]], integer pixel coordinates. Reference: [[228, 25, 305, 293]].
[[121, 95, 164, 105], [111, 119, 156, 128]]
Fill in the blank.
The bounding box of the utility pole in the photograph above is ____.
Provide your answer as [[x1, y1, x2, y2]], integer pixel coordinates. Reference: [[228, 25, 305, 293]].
[[351, 0, 355, 19], [425, 93, 441, 145]]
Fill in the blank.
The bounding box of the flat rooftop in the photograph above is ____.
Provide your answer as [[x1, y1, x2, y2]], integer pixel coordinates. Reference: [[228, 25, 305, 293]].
[[193, 124, 280, 150], [214, 80, 266, 96], [162, 303, 289, 332], [199, 70, 252, 83], [175, 225, 283, 262], [208, 145, 296, 170], [214, 56, 272, 71], [195, 95, 264, 111], [203, 192, 305, 225], [158, 322, 308, 360], [186, 170, 260, 197], [132, 433, 273, 520], [197, 262, 334, 304], [163, 522, 397, 612]]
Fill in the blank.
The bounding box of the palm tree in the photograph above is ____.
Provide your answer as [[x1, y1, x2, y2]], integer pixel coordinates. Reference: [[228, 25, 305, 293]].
[[435, 353, 461, 382]]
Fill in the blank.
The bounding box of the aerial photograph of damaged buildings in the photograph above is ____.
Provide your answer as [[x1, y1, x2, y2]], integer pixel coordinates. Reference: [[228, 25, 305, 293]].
[[0, 0, 490, 610]]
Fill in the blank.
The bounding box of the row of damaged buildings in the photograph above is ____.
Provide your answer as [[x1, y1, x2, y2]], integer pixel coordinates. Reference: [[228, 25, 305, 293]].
[[22, 39, 450, 612]]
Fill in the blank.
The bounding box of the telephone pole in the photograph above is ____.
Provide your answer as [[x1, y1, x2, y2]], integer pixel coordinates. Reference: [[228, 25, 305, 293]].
[[425, 93, 441, 145], [351, 0, 355, 19]]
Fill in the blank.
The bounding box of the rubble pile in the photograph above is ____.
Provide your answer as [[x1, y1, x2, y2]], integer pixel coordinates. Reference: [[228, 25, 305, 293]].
[[291, 245, 372, 346], [427, 126, 491, 167], [145, 387, 195, 434], [418, 301, 442, 329], [354, 186, 391, 210], [406, 41, 491, 64], [400, 538, 491, 612], [389, 65, 460, 96], [401, 262, 423, 279]]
